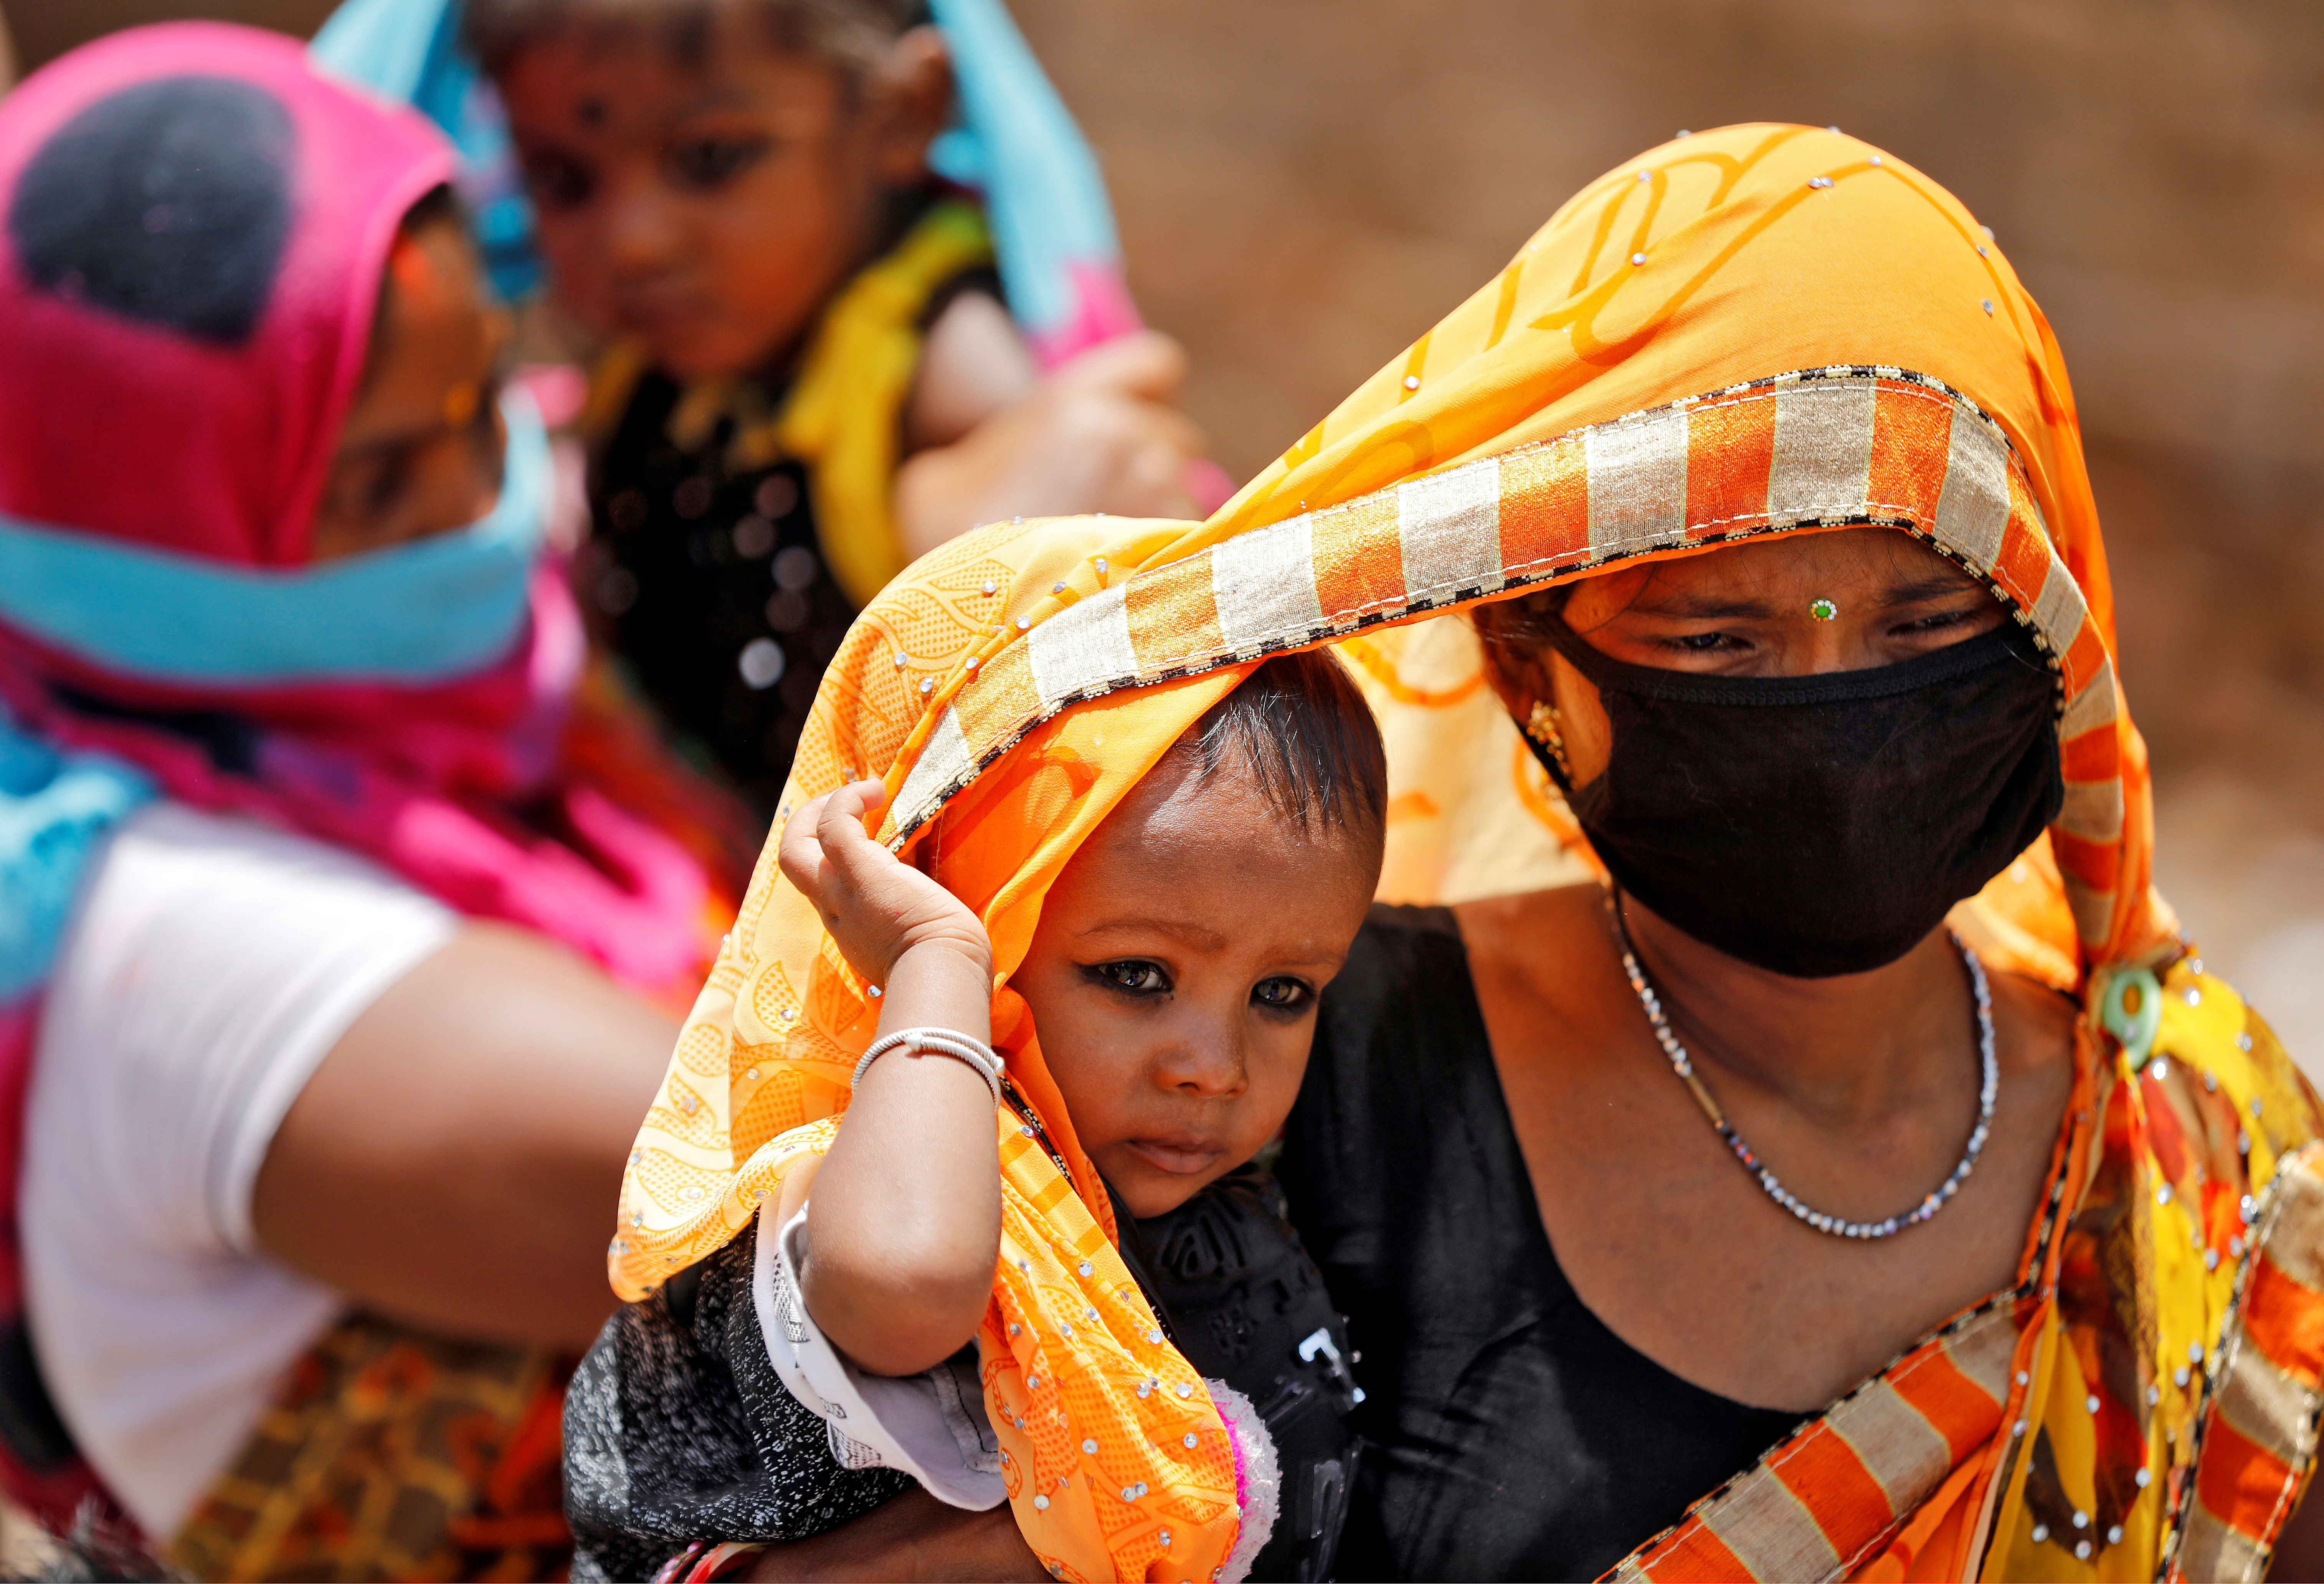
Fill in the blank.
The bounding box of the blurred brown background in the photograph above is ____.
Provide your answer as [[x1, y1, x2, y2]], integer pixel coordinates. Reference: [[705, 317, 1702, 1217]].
[[6, 0, 2320, 1055]]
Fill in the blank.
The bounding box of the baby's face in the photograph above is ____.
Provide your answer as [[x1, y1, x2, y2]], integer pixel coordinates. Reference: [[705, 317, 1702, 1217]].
[[1012, 752, 1379, 1219], [496, 8, 940, 380]]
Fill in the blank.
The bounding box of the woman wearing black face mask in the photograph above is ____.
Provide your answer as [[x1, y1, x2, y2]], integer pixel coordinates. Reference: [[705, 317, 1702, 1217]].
[[1252, 136, 2324, 1580], [710, 128, 2324, 1584], [1248, 135, 2324, 1584]]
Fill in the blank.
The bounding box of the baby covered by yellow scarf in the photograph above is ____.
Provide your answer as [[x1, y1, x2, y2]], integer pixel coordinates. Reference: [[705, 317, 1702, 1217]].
[[579, 619, 1386, 1582]]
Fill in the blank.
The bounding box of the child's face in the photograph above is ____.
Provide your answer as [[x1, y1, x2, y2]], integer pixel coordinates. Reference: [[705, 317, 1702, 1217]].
[[495, 7, 946, 381], [312, 213, 508, 560], [1012, 751, 1380, 1220]]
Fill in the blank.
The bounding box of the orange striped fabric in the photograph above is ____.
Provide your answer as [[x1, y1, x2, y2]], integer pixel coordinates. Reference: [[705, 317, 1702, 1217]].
[[608, 125, 2324, 1581], [1610, 1307, 2023, 1583]]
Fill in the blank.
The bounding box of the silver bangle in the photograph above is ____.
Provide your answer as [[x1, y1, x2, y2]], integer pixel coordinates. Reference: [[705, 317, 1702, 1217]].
[[851, 1027, 1003, 1109]]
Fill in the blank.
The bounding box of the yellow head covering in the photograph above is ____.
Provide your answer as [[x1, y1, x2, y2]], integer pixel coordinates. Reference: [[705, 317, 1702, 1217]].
[[616, 125, 2257, 1581]]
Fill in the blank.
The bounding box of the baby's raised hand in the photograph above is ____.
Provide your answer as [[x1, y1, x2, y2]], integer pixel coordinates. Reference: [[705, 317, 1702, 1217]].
[[777, 780, 993, 988]]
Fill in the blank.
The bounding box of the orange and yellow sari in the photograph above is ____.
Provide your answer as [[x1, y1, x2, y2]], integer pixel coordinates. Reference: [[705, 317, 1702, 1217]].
[[614, 124, 2324, 1581]]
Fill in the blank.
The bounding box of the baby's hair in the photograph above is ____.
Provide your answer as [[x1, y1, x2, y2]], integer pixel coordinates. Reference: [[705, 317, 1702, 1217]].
[[1176, 652, 1387, 839], [466, 0, 930, 76]]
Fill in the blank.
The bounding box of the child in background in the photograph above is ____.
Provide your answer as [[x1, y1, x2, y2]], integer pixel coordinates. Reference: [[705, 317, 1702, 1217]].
[[460, 0, 1214, 816], [567, 643, 1382, 1583]]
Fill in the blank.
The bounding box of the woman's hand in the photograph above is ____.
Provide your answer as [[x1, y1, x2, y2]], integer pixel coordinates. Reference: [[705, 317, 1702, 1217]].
[[743, 1488, 1044, 1581], [778, 779, 993, 989]]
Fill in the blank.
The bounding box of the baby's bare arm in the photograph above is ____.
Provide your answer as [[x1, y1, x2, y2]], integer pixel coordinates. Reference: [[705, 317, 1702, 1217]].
[[807, 940, 999, 1375], [778, 782, 1002, 1377]]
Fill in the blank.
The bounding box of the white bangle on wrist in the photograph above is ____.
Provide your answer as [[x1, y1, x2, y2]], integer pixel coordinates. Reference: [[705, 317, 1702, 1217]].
[[851, 1027, 1004, 1109]]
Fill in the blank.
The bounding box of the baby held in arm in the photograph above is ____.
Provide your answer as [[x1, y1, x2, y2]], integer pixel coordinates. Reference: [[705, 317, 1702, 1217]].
[[773, 654, 1383, 1581]]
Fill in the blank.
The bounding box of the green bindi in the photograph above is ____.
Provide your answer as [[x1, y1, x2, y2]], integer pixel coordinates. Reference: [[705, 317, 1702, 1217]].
[[1809, 598, 1839, 622]]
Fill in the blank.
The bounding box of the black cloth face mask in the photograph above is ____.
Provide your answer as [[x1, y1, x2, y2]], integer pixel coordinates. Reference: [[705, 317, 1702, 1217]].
[[1521, 614, 2065, 978]]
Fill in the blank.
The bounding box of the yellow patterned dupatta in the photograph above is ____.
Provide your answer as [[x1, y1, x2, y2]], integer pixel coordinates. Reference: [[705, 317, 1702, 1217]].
[[612, 125, 2324, 1581]]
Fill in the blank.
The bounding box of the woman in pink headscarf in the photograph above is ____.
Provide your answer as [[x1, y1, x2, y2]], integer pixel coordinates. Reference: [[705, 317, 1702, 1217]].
[[0, 23, 744, 1578]]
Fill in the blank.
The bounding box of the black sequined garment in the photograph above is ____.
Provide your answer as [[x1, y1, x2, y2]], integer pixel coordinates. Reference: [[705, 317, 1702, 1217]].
[[565, 1171, 1360, 1581], [562, 1222, 910, 1584], [586, 371, 856, 819], [1116, 1167, 1364, 1583]]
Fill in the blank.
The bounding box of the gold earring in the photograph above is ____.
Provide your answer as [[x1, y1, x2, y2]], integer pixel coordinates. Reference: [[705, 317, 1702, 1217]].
[[1525, 699, 1570, 779]]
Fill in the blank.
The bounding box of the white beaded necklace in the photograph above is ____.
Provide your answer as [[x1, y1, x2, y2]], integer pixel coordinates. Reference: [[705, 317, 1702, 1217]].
[[1607, 893, 1998, 1241]]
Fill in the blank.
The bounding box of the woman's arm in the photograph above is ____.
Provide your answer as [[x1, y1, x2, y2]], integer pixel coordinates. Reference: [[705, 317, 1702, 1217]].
[[249, 921, 676, 1350], [894, 299, 1209, 562], [776, 781, 1002, 1378]]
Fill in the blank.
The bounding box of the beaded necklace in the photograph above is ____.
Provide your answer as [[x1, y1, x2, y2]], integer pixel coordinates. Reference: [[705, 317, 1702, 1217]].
[[1607, 891, 1997, 1240]]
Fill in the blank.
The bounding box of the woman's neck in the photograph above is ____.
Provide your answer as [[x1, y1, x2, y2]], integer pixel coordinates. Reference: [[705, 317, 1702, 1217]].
[[1615, 891, 1974, 1128]]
